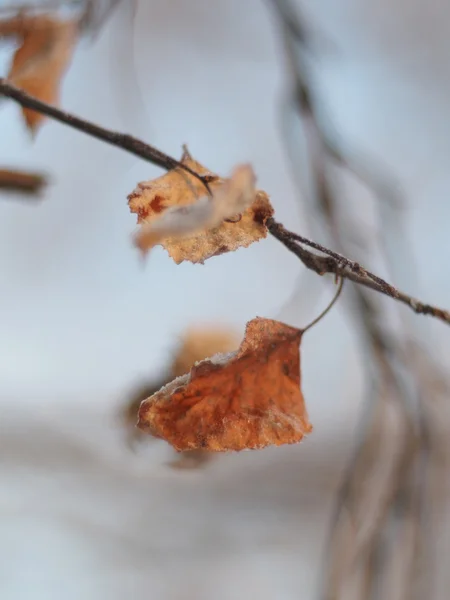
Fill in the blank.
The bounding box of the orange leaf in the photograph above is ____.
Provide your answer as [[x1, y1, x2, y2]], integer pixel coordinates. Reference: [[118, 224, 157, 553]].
[[6, 15, 78, 133], [128, 147, 274, 264], [138, 317, 312, 452]]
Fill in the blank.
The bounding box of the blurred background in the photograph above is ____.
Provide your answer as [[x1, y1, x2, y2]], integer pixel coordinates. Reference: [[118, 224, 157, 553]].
[[0, 1, 449, 599]]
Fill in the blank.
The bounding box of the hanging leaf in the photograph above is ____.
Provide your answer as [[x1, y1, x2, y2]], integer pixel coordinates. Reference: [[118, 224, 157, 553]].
[[4, 14, 78, 133], [128, 147, 274, 264], [138, 317, 312, 452]]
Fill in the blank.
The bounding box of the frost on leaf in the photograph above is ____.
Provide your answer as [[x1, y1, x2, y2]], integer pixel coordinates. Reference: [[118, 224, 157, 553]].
[[2, 14, 78, 132], [128, 147, 274, 264], [137, 317, 312, 452]]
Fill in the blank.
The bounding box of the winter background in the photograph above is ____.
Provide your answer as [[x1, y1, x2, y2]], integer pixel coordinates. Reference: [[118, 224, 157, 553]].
[[1, 1, 449, 599]]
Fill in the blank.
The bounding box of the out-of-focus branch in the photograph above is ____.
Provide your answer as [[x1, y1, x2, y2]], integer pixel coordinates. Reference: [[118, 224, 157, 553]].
[[267, 2, 446, 600], [80, 0, 123, 35], [1, 78, 449, 326], [0, 168, 47, 194]]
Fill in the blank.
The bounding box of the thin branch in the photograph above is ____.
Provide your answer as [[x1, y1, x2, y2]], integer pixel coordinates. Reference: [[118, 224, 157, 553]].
[[279, 227, 398, 290], [0, 78, 449, 326], [268, 219, 450, 326], [0, 79, 212, 194]]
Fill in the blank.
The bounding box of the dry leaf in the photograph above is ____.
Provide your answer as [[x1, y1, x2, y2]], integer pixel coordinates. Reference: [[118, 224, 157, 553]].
[[5, 15, 78, 132], [138, 317, 312, 452], [133, 163, 256, 251], [128, 147, 274, 264]]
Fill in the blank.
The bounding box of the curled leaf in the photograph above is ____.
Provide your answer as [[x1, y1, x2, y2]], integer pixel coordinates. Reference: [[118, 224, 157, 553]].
[[128, 148, 274, 264], [4, 14, 78, 132], [138, 317, 312, 452]]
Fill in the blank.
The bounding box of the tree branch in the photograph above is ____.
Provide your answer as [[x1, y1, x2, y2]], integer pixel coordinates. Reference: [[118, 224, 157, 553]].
[[268, 219, 450, 325], [0, 79, 211, 194], [0, 78, 448, 326]]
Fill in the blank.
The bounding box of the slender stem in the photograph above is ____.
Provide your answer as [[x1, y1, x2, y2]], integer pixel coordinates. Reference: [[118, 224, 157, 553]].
[[302, 277, 344, 333]]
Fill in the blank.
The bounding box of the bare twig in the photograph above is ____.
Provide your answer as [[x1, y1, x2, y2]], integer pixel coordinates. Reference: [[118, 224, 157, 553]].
[[0, 77, 449, 326], [268, 219, 450, 326], [0, 79, 212, 194]]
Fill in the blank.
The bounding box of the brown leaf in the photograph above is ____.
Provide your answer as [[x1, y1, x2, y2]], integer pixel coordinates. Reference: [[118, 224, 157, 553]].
[[128, 147, 274, 264], [138, 317, 312, 452], [5, 15, 78, 132]]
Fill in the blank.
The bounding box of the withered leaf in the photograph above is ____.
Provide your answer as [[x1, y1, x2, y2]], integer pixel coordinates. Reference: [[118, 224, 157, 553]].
[[138, 317, 312, 452], [5, 15, 78, 132], [133, 164, 256, 254], [128, 147, 274, 264]]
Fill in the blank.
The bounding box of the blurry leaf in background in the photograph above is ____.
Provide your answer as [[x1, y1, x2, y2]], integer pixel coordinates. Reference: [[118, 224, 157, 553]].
[[138, 317, 312, 452], [2, 13, 79, 133], [128, 146, 274, 263], [170, 325, 240, 379], [121, 323, 240, 468]]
